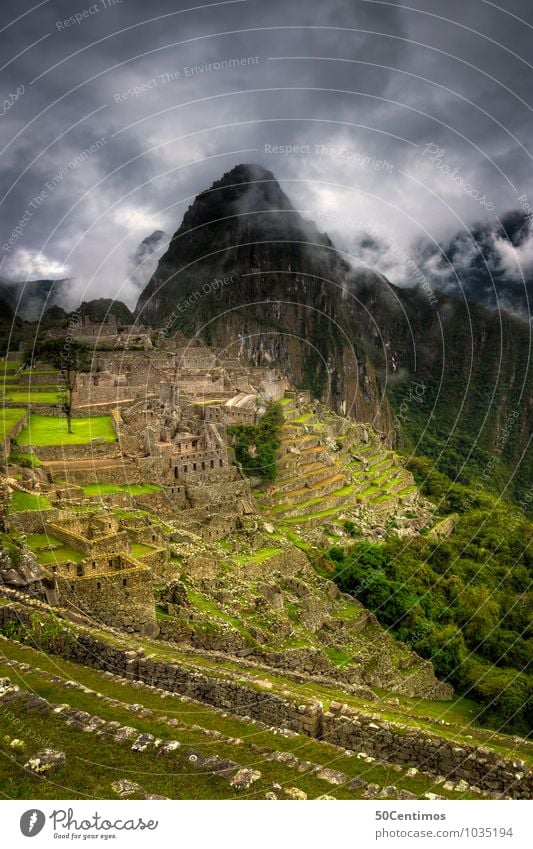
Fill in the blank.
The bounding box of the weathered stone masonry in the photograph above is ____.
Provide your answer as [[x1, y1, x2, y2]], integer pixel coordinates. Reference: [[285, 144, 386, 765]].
[[2, 603, 530, 799]]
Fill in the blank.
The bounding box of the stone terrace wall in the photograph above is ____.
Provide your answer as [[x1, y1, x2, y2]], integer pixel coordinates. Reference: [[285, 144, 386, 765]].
[[28, 442, 121, 462], [1, 603, 531, 798], [0, 605, 533, 799], [321, 704, 530, 799], [1, 409, 28, 461]]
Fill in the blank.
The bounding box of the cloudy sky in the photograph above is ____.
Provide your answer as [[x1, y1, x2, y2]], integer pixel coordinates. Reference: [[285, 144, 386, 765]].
[[1, 0, 532, 310]]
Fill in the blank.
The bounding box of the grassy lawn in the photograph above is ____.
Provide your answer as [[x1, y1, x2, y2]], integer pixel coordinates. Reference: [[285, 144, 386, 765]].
[[283, 507, 340, 524], [17, 414, 117, 446], [35, 546, 84, 565], [0, 358, 20, 371], [26, 532, 63, 549], [8, 490, 51, 513], [0, 407, 26, 441], [24, 531, 83, 564], [131, 542, 157, 557], [82, 482, 163, 497], [3, 388, 61, 403]]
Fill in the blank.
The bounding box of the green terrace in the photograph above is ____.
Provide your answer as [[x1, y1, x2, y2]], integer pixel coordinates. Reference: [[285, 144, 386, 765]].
[[0, 407, 26, 441], [8, 491, 52, 513], [2, 389, 62, 404], [131, 542, 159, 558], [25, 532, 84, 565], [0, 638, 484, 800], [0, 359, 21, 373], [16, 414, 117, 445], [3, 614, 529, 771], [81, 482, 163, 497], [231, 546, 283, 565]]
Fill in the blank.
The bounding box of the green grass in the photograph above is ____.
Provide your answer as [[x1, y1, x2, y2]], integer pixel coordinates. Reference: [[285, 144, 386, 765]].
[[26, 532, 63, 550], [0, 359, 21, 373], [131, 542, 157, 557], [324, 646, 355, 666], [232, 546, 282, 565], [283, 507, 340, 524], [8, 490, 51, 513], [0, 644, 479, 800], [17, 414, 117, 446], [7, 451, 42, 468], [82, 482, 162, 497], [155, 603, 173, 620], [291, 412, 313, 424], [36, 546, 84, 565], [2, 389, 61, 403], [187, 588, 253, 639], [0, 407, 26, 441]]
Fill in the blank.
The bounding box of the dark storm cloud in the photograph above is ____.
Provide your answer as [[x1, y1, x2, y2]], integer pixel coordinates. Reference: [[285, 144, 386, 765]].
[[0, 0, 532, 311]]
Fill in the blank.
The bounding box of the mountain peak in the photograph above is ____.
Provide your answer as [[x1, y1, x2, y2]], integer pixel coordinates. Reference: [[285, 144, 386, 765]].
[[179, 163, 295, 233]]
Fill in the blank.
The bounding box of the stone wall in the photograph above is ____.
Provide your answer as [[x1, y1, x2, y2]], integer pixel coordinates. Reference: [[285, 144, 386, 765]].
[[2, 602, 529, 799], [28, 441, 120, 462], [7, 507, 63, 535], [1, 409, 28, 461], [55, 565, 157, 635], [321, 704, 530, 798], [45, 520, 130, 557], [204, 406, 256, 425], [60, 463, 142, 486]]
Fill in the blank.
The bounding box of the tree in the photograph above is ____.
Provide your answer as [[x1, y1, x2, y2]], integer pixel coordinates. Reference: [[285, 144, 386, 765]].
[[32, 339, 91, 433]]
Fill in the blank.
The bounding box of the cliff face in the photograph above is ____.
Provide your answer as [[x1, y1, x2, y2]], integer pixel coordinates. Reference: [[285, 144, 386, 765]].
[[136, 164, 531, 500]]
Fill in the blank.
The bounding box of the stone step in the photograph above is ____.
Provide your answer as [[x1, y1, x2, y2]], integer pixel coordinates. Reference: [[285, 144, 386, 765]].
[[272, 474, 347, 512], [276, 484, 357, 521], [273, 463, 342, 494], [280, 434, 321, 452]]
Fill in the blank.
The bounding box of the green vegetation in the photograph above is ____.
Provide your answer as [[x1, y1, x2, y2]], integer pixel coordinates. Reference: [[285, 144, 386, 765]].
[[0, 407, 26, 441], [81, 482, 162, 497], [228, 402, 283, 483], [2, 611, 76, 654], [389, 369, 531, 507], [2, 388, 61, 403], [17, 414, 116, 446], [7, 450, 42, 469], [8, 490, 51, 513], [131, 542, 156, 557], [232, 546, 282, 565], [329, 477, 532, 735], [0, 358, 20, 373]]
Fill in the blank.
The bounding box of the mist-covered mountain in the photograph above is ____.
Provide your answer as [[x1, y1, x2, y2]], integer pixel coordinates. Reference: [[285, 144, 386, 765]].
[[136, 164, 532, 503], [0, 277, 70, 321], [413, 211, 533, 318]]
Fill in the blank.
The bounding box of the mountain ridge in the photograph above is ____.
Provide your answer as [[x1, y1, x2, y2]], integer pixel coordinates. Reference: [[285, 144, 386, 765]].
[[135, 164, 532, 504]]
